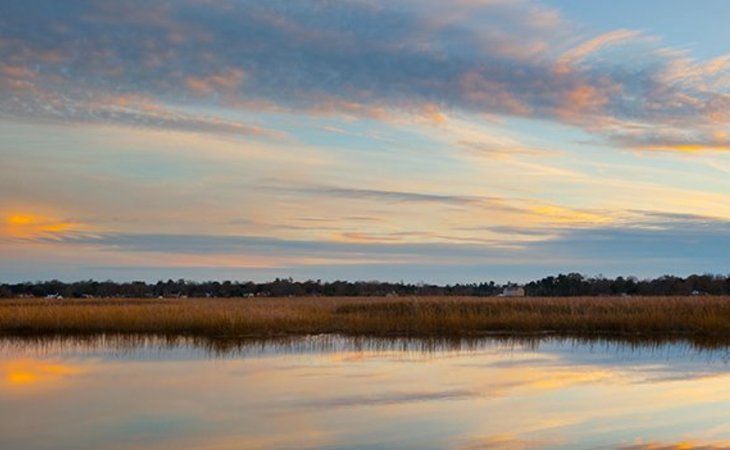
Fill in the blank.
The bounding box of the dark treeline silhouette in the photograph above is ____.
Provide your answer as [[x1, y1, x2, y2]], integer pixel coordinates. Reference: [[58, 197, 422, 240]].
[[524, 273, 730, 296], [3, 273, 730, 298], [0, 278, 500, 298]]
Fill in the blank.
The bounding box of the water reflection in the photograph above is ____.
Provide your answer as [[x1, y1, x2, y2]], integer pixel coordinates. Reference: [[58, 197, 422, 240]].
[[6, 333, 730, 358], [3, 359, 84, 386], [3, 335, 730, 449]]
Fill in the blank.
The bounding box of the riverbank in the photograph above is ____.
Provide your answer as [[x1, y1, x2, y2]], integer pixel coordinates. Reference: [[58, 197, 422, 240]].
[[3, 296, 730, 338]]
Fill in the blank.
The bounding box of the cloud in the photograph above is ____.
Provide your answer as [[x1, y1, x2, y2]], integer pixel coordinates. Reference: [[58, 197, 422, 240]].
[[556, 29, 644, 70], [34, 233, 519, 261], [621, 443, 730, 450], [10, 211, 727, 282], [294, 186, 493, 206], [459, 433, 563, 450], [530, 212, 730, 261], [269, 183, 609, 228], [1, 0, 729, 150], [1, 213, 92, 241], [0, 83, 282, 139], [458, 140, 559, 158]]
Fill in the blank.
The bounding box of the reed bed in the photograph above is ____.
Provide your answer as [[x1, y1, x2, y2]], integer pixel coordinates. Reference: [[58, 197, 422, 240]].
[[3, 296, 730, 338]]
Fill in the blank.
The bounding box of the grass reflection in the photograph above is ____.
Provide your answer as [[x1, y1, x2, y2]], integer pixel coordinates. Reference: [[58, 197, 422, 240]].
[[3, 333, 730, 359]]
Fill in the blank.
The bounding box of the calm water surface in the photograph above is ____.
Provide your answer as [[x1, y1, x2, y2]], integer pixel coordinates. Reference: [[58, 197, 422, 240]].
[[3, 335, 730, 450]]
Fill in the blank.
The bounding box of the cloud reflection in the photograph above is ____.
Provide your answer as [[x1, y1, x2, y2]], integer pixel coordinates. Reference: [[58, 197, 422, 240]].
[[2, 359, 83, 387]]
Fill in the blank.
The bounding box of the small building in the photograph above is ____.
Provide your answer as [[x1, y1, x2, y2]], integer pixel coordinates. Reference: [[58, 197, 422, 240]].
[[500, 286, 525, 297]]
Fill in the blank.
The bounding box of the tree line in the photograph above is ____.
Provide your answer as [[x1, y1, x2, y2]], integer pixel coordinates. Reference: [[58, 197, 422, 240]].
[[2, 273, 730, 298], [0, 278, 500, 298]]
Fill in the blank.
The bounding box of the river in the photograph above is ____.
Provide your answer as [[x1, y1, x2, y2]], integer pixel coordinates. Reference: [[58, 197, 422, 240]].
[[2, 335, 730, 449]]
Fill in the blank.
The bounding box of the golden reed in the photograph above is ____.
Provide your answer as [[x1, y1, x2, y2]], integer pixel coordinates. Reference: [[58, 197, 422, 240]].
[[2, 296, 730, 337]]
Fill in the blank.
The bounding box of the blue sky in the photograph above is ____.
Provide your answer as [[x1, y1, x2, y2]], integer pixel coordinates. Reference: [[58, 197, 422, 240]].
[[1, 0, 730, 283]]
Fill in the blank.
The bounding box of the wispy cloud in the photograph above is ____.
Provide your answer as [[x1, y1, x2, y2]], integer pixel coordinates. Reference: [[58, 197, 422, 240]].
[[294, 186, 495, 207], [0, 213, 93, 241], [10, 211, 726, 281], [1, 0, 729, 150]]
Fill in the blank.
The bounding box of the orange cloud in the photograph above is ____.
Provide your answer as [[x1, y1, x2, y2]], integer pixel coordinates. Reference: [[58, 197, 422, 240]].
[[420, 103, 447, 124], [105, 93, 162, 112], [185, 68, 246, 97], [529, 205, 611, 226], [565, 84, 609, 111], [335, 232, 405, 243], [0, 64, 37, 79], [556, 29, 642, 73], [459, 71, 533, 116], [632, 143, 730, 153], [622, 442, 730, 450], [3, 213, 85, 240]]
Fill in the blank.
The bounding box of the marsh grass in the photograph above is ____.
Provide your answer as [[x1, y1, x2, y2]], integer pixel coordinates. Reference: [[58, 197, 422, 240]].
[[3, 296, 730, 338]]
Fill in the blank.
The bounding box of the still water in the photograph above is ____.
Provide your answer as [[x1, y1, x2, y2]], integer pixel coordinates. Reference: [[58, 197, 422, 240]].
[[3, 335, 730, 450]]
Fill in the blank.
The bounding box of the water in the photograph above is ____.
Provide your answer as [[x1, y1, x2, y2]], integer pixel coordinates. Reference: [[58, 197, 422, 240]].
[[3, 335, 730, 450]]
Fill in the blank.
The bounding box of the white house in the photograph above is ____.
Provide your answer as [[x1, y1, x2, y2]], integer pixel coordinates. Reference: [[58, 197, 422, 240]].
[[500, 286, 525, 297]]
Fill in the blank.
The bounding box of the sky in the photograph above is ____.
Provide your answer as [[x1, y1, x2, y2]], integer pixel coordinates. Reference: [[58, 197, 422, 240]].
[[1, 0, 730, 283]]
